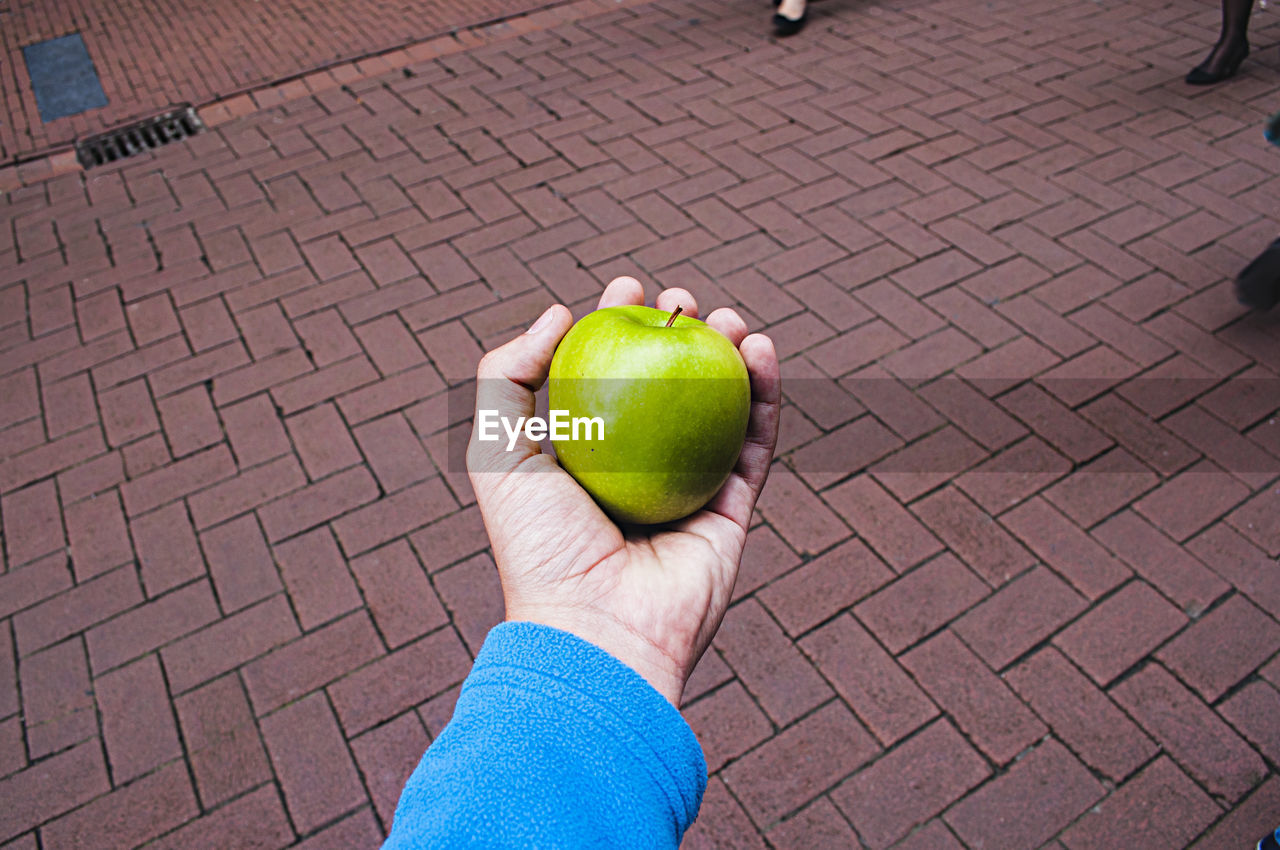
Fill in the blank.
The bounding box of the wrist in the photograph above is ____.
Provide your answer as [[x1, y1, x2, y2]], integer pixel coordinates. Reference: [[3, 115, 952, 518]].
[[505, 605, 686, 705]]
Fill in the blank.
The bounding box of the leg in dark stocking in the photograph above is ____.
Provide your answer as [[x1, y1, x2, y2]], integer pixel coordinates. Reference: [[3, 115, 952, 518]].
[[1187, 0, 1252, 84]]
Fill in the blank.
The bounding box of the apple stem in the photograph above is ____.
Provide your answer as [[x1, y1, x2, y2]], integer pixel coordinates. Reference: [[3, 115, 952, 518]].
[[665, 306, 683, 327]]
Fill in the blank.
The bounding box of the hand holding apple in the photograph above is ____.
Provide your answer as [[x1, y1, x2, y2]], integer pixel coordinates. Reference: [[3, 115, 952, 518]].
[[467, 276, 780, 705]]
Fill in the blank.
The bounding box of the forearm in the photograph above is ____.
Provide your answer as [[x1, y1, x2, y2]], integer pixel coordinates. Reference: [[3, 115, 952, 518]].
[[382, 622, 707, 849]]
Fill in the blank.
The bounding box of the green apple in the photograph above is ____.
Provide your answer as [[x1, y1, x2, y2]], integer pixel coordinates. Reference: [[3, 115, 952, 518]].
[[547, 305, 751, 525]]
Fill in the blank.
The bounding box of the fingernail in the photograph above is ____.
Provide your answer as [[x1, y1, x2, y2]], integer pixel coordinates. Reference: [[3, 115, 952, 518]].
[[526, 306, 555, 334]]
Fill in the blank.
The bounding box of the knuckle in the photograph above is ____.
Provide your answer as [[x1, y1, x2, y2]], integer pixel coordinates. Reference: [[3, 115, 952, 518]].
[[476, 350, 503, 380]]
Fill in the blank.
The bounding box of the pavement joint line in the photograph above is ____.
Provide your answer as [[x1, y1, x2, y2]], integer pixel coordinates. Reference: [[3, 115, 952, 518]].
[[0, 0, 646, 196]]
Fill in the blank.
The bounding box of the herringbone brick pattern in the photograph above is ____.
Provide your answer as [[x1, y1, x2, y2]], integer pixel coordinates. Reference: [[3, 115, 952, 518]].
[[1, 0, 561, 162], [2, 0, 1280, 845]]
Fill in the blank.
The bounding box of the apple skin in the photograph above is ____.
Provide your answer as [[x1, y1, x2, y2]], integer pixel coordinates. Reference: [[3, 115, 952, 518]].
[[548, 305, 751, 525]]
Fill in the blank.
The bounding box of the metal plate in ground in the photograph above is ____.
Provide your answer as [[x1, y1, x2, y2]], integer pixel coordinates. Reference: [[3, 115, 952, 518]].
[[22, 32, 109, 122]]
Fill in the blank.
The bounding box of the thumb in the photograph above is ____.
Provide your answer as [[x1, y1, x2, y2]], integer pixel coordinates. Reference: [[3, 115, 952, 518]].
[[467, 304, 574, 474]]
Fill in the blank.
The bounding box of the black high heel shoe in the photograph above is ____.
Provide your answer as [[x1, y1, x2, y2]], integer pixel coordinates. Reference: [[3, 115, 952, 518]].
[[1186, 39, 1249, 85], [772, 4, 807, 36]]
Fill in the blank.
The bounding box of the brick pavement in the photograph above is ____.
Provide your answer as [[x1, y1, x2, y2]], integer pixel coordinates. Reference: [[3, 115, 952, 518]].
[[0, 0, 561, 163], [3, 0, 1280, 845]]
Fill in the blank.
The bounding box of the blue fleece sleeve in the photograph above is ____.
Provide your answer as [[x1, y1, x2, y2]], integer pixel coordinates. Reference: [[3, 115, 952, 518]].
[[382, 621, 708, 849]]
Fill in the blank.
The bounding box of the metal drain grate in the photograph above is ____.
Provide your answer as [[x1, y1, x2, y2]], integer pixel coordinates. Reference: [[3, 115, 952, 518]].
[[76, 106, 204, 168]]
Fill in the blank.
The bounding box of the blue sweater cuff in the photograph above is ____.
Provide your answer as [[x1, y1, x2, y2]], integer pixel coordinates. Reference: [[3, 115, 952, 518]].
[[471, 621, 707, 824], [383, 621, 707, 848]]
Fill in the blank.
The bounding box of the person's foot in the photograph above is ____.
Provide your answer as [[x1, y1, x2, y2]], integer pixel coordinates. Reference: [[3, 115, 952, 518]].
[[1186, 37, 1249, 84], [773, 0, 807, 36], [1257, 826, 1280, 850], [1236, 238, 1280, 311]]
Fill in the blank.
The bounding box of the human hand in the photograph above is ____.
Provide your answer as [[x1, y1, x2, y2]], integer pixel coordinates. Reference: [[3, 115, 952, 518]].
[[466, 276, 780, 706]]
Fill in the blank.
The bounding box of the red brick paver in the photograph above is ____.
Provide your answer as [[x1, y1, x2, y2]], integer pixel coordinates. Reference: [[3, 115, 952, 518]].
[[3, 0, 1280, 845]]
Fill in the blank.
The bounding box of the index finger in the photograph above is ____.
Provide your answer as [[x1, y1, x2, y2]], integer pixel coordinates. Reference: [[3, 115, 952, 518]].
[[598, 276, 644, 309]]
